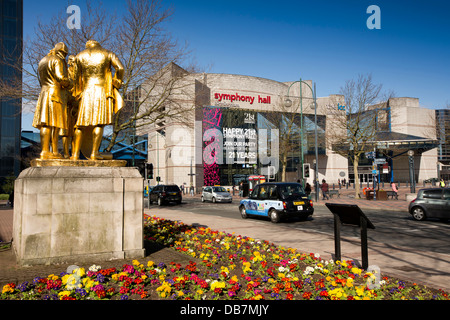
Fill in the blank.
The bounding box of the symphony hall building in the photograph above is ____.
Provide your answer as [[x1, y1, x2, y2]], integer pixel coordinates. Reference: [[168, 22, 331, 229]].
[[136, 63, 439, 190]]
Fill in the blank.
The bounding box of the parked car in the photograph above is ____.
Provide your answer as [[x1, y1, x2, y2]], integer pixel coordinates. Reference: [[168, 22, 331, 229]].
[[202, 186, 232, 203], [408, 188, 450, 221], [239, 182, 314, 223], [149, 184, 182, 206]]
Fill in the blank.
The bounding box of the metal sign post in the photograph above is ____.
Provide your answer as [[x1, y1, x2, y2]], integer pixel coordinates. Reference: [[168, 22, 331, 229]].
[[325, 203, 375, 270]]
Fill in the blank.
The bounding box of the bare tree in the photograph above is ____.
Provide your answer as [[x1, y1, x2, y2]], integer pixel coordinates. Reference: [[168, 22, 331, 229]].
[[327, 74, 394, 198], [0, 0, 198, 152], [258, 96, 302, 182]]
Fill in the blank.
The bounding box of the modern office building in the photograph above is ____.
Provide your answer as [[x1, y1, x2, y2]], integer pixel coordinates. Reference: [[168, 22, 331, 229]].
[[436, 108, 450, 180], [137, 63, 439, 190], [0, 0, 23, 183]]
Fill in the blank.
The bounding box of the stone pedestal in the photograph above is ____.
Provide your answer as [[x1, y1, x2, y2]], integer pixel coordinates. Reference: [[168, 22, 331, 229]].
[[13, 166, 145, 266]]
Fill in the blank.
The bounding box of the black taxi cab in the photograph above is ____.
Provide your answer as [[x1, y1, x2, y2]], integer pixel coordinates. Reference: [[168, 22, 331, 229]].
[[239, 182, 314, 223]]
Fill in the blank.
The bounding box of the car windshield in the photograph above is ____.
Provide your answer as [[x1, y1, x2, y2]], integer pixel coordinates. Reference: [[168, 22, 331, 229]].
[[165, 186, 180, 192], [279, 184, 305, 199], [212, 187, 227, 192]]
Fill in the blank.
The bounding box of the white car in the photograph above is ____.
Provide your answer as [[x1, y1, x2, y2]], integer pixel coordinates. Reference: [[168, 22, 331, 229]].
[[202, 186, 232, 203]]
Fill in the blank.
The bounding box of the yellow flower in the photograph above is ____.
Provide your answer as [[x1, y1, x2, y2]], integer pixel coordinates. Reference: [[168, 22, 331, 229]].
[[210, 280, 226, 291], [356, 286, 365, 296], [132, 259, 140, 266], [147, 261, 154, 268], [62, 274, 70, 285], [58, 291, 71, 299], [157, 281, 172, 295], [196, 289, 204, 295], [74, 267, 85, 278], [48, 274, 59, 281], [351, 267, 362, 275], [346, 278, 354, 288], [2, 284, 14, 294], [253, 251, 263, 262]]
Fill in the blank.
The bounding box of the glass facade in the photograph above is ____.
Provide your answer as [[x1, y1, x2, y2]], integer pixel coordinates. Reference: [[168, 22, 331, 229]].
[[202, 106, 326, 186], [0, 0, 23, 180], [436, 109, 450, 164]]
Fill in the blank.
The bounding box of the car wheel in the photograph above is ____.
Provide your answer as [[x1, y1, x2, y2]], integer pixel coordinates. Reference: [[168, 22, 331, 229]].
[[269, 209, 280, 223], [411, 206, 426, 221], [240, 206, 248, 219], [201, 196, 205, 202], [212, 197, 216, 203], [158, 197, 163, 206]]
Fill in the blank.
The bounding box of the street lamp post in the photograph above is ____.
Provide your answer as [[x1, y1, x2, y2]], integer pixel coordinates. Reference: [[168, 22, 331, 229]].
[[285, 78, 304, 185], [312, 82, 319, 203], [285, 79, 319, 201], [408, 150, 415, 193]]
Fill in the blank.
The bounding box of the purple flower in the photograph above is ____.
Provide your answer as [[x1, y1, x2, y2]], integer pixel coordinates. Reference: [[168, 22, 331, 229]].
[[96, 274, 105, 283], [18, 281, 29, 292], [33, 277, 42, 285], [75, 288, 87, 297], [92, 284, 105, 292]]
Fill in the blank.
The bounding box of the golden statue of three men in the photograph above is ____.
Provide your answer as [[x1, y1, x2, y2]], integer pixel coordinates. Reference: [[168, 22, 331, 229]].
[[32, 40, 124, 161]]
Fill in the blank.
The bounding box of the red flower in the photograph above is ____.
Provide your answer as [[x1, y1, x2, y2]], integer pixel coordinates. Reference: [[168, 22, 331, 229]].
[[96, 290, 106, 299], [302, 291, 312, 300]]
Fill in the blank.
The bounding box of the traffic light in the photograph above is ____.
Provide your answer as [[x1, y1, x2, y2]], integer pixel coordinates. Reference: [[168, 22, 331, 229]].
[[147, 163, 153, 179], [303, 163, 310, 179]]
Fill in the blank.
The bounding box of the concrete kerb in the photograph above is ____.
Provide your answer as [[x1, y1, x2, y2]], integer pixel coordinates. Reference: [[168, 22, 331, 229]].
[[146, 207, 450, 293]]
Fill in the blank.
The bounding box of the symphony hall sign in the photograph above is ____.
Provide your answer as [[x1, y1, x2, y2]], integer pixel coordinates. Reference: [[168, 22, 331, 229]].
[[214, 92, 272, 105]]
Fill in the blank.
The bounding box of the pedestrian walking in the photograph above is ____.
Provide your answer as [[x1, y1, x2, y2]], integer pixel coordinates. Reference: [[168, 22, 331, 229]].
[[320, 179, 329, 200], [390, 181, 398, 197], [440, 178, 446, 188], [305, 182, 311, 199]]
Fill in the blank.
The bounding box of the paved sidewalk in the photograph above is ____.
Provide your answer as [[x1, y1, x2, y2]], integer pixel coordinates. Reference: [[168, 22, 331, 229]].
[[1, 186, 449, 293]]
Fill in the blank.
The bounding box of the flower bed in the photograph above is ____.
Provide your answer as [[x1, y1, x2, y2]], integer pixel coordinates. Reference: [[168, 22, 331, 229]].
[[1, 215, 449, 300]]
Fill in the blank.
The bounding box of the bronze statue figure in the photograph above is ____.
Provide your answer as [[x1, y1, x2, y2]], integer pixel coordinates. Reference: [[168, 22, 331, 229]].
[[32, 40, 124, 163], [32, 42, 70, 160], [70, 40, 124, 160], [60, 54, 79, 159]]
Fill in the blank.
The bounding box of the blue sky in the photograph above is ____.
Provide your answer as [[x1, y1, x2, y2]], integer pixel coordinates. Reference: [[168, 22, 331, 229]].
[[22, 0, 450, 131]]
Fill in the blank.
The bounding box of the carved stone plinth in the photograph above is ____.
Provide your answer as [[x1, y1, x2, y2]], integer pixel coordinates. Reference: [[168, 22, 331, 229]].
[[13, 166, 145, 266]]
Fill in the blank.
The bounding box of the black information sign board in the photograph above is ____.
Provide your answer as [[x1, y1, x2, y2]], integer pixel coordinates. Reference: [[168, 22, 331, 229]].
[[325, 203, 375, 270]]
